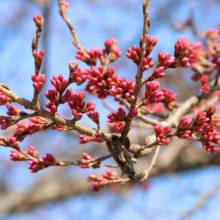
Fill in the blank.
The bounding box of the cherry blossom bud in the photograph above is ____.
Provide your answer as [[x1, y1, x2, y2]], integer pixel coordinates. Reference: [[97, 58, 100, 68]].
[[142, 56, 154, 71], [0, 117, 17, 130], [10, 150, 25, 161], [0, 92, 12, 106], [154, 125, 172, 145], [104, 38, 118, 53], [79, 153, 101, 169], [6, 135, 19, 149], [79, 135, 92, 144], [72, 109, 83, 121], [203, 142, 220, 155], [27, 145, 39, 158], [42, 153, 58, 166], [206, 105, 216, 117], [31, 72, 45, 92], [58, 0, 69, 14], [0, 136, 7, 146], [193, 110, 210, 126], [126, 46, 140, 64], [45, 101, 57, 113], [92, 133, 104, 143], [146, 35, 158, 56], [33, 14, 44, 30], [28, 158, 46, 173], [50, 74, 67, 91], [110, 47, 122, 62], [6, 105, 26, 116], [87, 110, 100, 124], [150, 67, 166, 79], [69, 68, 87, 84], [174, 40, 194, 58], [115, 122, 124, 132], [158, 51, 175, 68], [29, 116, 48, 124], [126, 108, 138, 120], [178, 116, 192, 130], [145, 81, 160, 97], [44, 88, 58, 102]]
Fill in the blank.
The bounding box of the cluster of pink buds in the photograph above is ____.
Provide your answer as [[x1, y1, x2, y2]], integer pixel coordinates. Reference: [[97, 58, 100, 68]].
[[14, 122, 46, 142], [69, 67, 87, 84], [87, 110, 99, 124], [109, 47, 122, 62], [0, 117, 17, 130], [58, 0, 69, 14], [31, 72, 45, 92], [176, 116, 193, 140], [107, 107, 126, 123], [159, 88, 178, 108], [203, 128, 220, 144], [174, 39, 194, 58], [32, 50, 45, 71], [203, 142, 220, 155], [149, 67, 166, 80], [144, 81, 164, 105], [79, 135, 92, 144], [145, 35, 158, 56], [126, 46, 140, 64], [79, 152, 101, 169], [33, 14, 44, 30], [92, 133, 104, 143], [126, 108, 138, 120], [50, 74, 67, 92], [157, 51, 175, 68], [6, 135, 19, 149], [109, 79, 135, 101], [193, 110, 210, 131], [0, 92, 12, 106], [142, 56, 154, 71], [29, 116, 48, 124], [87, 169, 118, 192], [200, 75, 210, 92], [115, 122, 124, 132], [68, 92, 96, 120], [27, 145, 39, 158], [44, 88, 58, 113], [29, 153, 58, 173], [6, 105, 26, 116], [154, 125, 172, 145], [10, 150, 25, 161], [45, 101, 57, 114], [104, 38, 118, 53]]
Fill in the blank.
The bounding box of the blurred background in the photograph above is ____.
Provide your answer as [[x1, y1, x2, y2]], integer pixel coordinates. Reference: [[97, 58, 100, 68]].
[[0, 0, 220, 219]]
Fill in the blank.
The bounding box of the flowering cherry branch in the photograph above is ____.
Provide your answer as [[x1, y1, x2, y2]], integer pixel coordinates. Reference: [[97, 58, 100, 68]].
[[0, 0, 220, 192]]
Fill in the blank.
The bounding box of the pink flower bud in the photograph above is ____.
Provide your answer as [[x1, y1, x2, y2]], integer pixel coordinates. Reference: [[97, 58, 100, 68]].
[[33, 14, 44, 29]]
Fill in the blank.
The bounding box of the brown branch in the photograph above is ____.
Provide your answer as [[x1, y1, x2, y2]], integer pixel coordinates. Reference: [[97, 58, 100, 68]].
[[0, 85, 112, 142]]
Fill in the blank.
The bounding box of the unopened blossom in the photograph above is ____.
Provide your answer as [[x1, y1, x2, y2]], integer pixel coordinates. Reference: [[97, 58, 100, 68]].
[[104, 38, 118, 53], [115, 122, 124, 132], [31, 72, 45, 92], [160, 88, 178, 107], [173, 57, 191, 68], [45, 101, 57, 113], [69, 67, 87, 84], [92, 133, 104, 143], [200, 75, 210, 92], [28, 158, 46, 173], [0, 92, 12, 106], [150, 67, 166, 80], [157, 51, 175, 68], [10, 150, 25, 161], [154, 125, 172, 145], [33, 14, 44, 30], [126, 108, 138, 120], [147, 90, 165, 104], [79, 135, 92, 144], [44, 88, 58, 102], [42, 153, 59, 166], [142, 56, 154, 71], [102, 169, 118, 180], [79, 152, 101, 169], [177, 130, 193, 140], [72, 109, 83, 121], [178, 116, 192, 130], [203, 142, 220, 155], [58, 0, 69, 14], [87, 110, 100, 124], [69, 61, 78, 72], [0, 136, 7, 146], [6, 135, 19, 149], [33, 50, 45, 67], [75, 49, 90, 64], [126, 46, 140, 64], [29, 116, 48, 124], [110, 47, 122, 62], [0, 117, 17, 130], [6, 105, 25, 116], [193, 110, 210, 127], [145, 35, 158, 56], [50, 74, 67, 91], [27, 145, 39, 158], [145, 81, 160, 97], [206, 105, 216, 117], [174, 39, 194, 58]]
